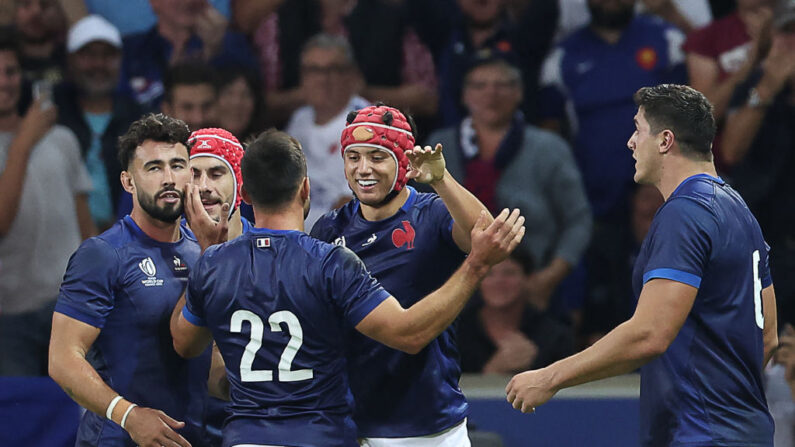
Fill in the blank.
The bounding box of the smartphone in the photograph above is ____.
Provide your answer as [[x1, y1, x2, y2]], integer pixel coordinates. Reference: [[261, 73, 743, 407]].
[[32, 80, 53, 110]]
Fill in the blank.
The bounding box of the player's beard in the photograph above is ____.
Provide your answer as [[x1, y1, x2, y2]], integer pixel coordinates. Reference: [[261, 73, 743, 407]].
[[138, 187, 184, 223], [588, 3, 634, 31]]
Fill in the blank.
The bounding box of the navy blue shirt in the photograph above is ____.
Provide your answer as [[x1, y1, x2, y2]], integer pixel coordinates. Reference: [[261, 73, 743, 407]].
[[311, 187, 468, 437], [183, 227, 390, 447], [55, 216, 208, 446], [540, 15, 686, 218], [632, 175, 774, 446]]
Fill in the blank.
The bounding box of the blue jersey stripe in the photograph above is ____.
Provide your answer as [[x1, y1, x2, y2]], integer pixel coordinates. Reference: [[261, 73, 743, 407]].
[[54, 302, 106, 329], [643, 268, 701, 288], [182, 305, 206, 326]]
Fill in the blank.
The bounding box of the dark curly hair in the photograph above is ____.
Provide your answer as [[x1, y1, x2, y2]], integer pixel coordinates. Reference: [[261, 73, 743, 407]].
[[118, 113, 191, 170]]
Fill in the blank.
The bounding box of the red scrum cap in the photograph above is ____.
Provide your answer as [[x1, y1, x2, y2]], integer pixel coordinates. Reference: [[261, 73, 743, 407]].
[[340, 104, 416, 192], [188, 128, 244, 215]]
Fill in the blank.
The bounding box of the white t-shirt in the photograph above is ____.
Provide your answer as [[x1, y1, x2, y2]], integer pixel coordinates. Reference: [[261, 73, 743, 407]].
[[0, 125, 92, 314], [286, 96, 370, 230]]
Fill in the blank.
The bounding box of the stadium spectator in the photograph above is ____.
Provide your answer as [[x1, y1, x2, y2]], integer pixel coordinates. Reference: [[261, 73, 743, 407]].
[[214, 66, 265, 143], [683, 0, 775, 123], [54, 15, 142, 230], [311, 104, 493, 444], [120, 0, 256, 109], [718, 3, 795, 326], [540, 0, 686, 222], [161, 62, 218, 132], [14, 0, 68, 84], [171, 128, 525, 446], [57, 0, 231, 36], [0, 30, 94, 376], [427, 55, 591, 320], [285, 34, 368, 230], [458, 251, 575, 374], [49, 113, 218, 446], [407, 0, 559, 125], [238, 0, 437, 127]]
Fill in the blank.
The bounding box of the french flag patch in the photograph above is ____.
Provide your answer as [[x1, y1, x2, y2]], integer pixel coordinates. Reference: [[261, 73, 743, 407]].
[[256, 238, 271, 248]]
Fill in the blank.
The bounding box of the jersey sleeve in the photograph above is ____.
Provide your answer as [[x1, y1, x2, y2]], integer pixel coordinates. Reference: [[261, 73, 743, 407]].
[[762, 241, 773, 288], [54, 237, 120, 328], [183, 251, 210, 327], [642, 198, 717, 289], [324, 246, 391, 326]]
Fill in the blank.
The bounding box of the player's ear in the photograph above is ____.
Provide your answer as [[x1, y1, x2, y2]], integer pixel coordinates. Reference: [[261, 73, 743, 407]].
[[120, 171, 135, 194], [300, 177, 310, 203], [240, 185, 252, 205], [659, 129, 674, 154]]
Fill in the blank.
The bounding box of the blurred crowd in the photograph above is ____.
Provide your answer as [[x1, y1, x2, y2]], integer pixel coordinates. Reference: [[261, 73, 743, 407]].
[[2, 0, 795, 432]]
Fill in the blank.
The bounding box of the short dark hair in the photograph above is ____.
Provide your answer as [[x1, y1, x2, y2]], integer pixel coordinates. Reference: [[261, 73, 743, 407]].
[[117, 113, 191, 170], [633, 84, 716, 160], [242, 129, 307, 209], [163, 62, 218, 104]]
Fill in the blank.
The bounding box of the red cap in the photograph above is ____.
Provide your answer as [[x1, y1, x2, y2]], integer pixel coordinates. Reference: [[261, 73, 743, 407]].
[[188, 128, 244, 214], [340, 105, 415, 192]]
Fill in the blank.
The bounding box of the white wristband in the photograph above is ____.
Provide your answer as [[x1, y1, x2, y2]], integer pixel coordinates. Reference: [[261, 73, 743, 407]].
[[120, 403, 137, 429], [105, 395, 123, 420]]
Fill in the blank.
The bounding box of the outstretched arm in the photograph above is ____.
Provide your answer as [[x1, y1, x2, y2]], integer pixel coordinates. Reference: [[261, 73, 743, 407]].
[[406, 143, 492, 253], [505, 278, 696, 413], [356, 209, 524, 353]]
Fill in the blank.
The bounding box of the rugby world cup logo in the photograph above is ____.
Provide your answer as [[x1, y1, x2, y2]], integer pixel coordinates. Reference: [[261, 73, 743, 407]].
[[139, 257, 157, 277]]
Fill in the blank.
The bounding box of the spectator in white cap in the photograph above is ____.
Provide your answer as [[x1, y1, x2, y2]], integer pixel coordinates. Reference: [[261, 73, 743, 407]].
[[54, 14, 143, 229]]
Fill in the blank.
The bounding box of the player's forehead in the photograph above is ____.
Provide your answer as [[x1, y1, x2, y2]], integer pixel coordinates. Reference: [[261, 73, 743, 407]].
[[133, 140, 189, 166], [190, 155, 231, 174], [345, 146, 390, 156]]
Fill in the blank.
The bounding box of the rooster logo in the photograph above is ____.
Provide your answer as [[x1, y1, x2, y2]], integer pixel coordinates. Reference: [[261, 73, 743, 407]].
[[391, 221, 415, 250]]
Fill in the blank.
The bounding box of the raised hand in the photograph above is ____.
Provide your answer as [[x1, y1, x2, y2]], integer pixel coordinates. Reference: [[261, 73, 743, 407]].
[[123, 405, 192, 447], [468, 208, 525, 268], [405, 143, 446, 184], [183, 184, 229, 252]]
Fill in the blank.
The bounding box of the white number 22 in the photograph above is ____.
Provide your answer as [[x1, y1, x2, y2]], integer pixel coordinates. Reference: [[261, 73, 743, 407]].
[[752, 250, 764, 330], [230, 310, 314, 383]]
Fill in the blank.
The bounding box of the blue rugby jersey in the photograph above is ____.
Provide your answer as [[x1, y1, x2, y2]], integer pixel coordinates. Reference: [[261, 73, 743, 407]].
[[56, 215, 209, 446], [632, 174, 774, 446], [311, 186, 468, 437], [183, 227, 390, 447]]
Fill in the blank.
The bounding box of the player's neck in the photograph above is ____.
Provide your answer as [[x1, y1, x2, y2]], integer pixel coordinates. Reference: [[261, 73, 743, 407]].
[[227, 209, 243, 241], [253, 203, 305, 233], [657, 158, 717, 201], [359, 188, 410, 221], [130, 207, 182, 243]]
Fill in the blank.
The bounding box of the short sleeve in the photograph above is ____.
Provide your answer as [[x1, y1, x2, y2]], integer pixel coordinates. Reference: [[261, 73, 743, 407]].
[[324, 247, 391, 326], [642, 198, 717, 289], [762, 241, 773, 288], [184, 252, 209, 326], [55, 238, 119, 328]]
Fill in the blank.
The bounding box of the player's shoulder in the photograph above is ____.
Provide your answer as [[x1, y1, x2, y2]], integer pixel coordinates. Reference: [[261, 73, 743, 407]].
[[311, 201, 357, 240]]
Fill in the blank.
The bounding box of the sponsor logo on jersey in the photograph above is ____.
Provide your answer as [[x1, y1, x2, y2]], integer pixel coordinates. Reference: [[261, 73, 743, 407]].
[[392, 221, 415, 250], [333, 236, 347, 247], [139, 257, 164, 286], [362, 233, 378, 247], [172, 256, 187, 272]]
